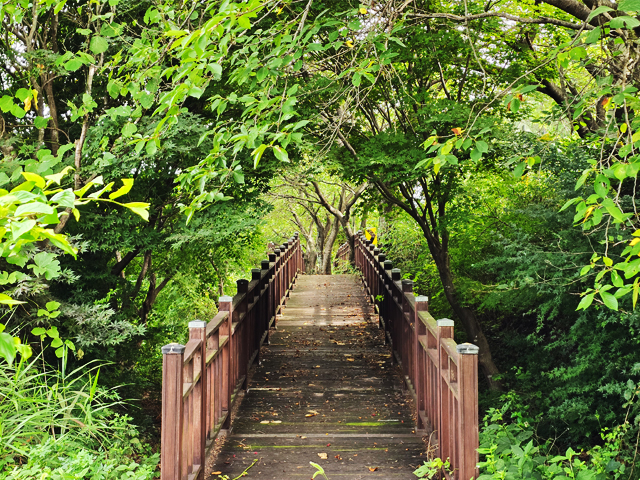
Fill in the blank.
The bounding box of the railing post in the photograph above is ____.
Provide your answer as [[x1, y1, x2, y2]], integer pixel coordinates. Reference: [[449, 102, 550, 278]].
[[414, 296, 428, 432], [401, 279, 413, 390], [457, 343, 479, 480], [219, 296, 233, 429], [237, 279, 249, 390], [383, 260, 393, 346], [437, 318, 454, 462], [161, 343, 185, 480], [188, 321, 207, 480], [269, 252, 277, 329], [262, 259, 272, 342]]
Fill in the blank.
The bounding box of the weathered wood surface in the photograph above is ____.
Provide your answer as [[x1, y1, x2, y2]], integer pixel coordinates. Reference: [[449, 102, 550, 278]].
[[207, 275, 426, 479]]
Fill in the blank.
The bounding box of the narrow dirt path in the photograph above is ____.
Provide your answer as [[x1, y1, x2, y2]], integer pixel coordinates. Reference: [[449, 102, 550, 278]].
[[207, 274, 426, 479]]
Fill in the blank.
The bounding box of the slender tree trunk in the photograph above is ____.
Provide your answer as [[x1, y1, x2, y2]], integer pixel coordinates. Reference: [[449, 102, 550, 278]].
[[321, 219, 340, 274], [430, 244, 502, 390]]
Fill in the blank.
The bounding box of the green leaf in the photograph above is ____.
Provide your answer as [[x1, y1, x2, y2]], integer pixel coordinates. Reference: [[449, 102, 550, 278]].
[[109, 179, 134, 199], [619, 0, 640, 11], [470, 149, 482, 162], [610, 16, 640, 29], [0, 332, 16, 365], [273, 146, 289, 162], [611, 270, 624, 288], [252, 144, 267, 168], [46, 301, 61, 312], [54, 0, 67, 14], [257, 67, 269, 82], [64, 58, 84, 72], [0, 95, 13, 113], [90, 36, 109, 54], [576, 293, 595, 310], [34, 116, 49, 129], [14, 202, 55, 217], [476, 141, 489, 153], [0, 293, 24, 306], [237, 14, 252, 29], [122, 202, 150, 221], [600, 291, 619, 310], [146, 139, 158, 156], [352, 72, 361, 87], [121, 123, 137, 137], [587, 5, 613, 21], [513, 162, 526, 178], [232, 170, 245, 184]]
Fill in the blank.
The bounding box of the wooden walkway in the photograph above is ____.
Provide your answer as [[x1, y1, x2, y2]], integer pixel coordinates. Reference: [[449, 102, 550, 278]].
[[207, 275, 426, 479]]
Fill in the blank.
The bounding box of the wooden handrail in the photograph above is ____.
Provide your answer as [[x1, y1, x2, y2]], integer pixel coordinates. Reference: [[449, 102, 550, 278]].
[[160, 233, 303, 480], [353, 233, 479, 480]]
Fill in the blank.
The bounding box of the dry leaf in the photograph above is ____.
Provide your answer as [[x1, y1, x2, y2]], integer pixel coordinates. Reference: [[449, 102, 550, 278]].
[[347, 358, 355, 362], [305, 413, 316, 417], [212, 472, 222, 475], [318, 453, 328, 459], [272, 420, 282, 424], [260, 420, 270, 424], [369, 467, 378, 471]]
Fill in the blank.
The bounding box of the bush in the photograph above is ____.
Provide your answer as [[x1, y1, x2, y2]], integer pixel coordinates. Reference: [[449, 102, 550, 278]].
[[0, 351, 158, 478]]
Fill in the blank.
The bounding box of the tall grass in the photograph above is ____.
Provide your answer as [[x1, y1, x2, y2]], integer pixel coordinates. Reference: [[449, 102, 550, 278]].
[[0, 353, 127, 469]]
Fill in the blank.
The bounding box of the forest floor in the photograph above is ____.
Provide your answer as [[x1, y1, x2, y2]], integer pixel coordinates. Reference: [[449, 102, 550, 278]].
[[206, 274, 427, 479]]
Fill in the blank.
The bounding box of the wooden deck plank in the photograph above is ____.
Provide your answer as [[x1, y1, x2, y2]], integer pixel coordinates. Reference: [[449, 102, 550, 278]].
[[206, 275, 425, 479]]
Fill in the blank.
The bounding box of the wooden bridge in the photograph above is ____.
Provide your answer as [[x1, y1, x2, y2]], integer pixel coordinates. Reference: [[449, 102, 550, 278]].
[[161, 234, 479, 480]]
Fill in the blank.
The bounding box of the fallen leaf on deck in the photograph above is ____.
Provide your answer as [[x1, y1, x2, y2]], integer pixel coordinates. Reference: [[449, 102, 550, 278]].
[[318, 453, 328, 459], [212, 472, 222, 475], [369, 467, 378, 471]]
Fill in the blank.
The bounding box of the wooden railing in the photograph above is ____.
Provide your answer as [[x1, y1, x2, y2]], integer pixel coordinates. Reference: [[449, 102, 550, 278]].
[[161, 233, 302, 480], [353, 233, 479, 480], [335, 242, 350, 267]]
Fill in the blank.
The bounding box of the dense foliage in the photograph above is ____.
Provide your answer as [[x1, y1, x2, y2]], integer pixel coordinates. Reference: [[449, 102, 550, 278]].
[[2, 0, 640, 477]]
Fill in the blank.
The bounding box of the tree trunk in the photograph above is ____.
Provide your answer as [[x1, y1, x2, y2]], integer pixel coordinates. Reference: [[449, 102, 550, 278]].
[[431, 244, 502, 390], [304, 249, 318, 274], [321, 218, 340, 274]]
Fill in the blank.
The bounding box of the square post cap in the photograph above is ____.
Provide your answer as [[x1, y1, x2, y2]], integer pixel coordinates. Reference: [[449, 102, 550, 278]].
[[274, 248, 281, 255], [268, 253, 276, 262], [162, 343, 185, 354], [378, 253, 386, 262], [252, 268, 261, 280], [456, 343, 479, 355], [237, 278, 249, 293], [415, 295, 429, 303], [437, 318, 454, 327], [219, 295, 233, 303], [188, 320, 207, 328], [391, 268, 401, 280], [384, 260, 393, 270], [294, 232, 299, 238], [261, 260, 271, 270]]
